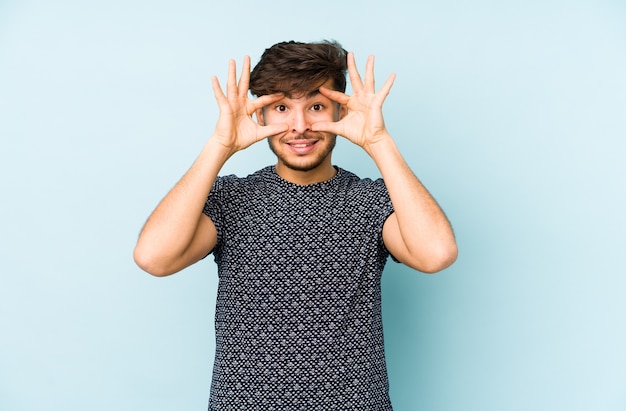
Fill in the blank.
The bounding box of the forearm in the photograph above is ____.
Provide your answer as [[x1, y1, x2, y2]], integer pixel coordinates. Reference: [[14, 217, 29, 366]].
[[366, 134, 458, 270], [133, 137, 231, 275]]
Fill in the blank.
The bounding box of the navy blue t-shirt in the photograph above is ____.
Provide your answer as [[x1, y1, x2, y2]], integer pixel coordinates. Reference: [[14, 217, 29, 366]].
[[203, 166, 395, 410]]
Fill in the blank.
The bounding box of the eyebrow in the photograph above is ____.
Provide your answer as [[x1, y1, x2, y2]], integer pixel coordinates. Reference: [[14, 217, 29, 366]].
[[286, 89, 322, 100], [306, 89, 322, 98], [277, 89, 328, 101]]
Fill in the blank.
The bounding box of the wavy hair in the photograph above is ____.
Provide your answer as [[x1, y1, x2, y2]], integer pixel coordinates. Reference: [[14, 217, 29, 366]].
[[249, 40, 348, 98]]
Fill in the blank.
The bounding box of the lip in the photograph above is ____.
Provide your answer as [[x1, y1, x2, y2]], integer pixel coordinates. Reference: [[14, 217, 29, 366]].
[[285, 139, 318, 155]]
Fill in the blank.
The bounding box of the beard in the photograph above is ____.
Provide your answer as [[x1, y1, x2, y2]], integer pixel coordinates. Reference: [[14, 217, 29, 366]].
[[268, 133, 337, 172]]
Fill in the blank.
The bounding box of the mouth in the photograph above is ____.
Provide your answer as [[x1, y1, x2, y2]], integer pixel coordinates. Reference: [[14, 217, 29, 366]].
[[286, 139, 318, 154], [288, 141, 316, 148]]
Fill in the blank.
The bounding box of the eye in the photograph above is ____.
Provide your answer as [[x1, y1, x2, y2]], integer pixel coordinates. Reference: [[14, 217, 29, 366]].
[[275, 104, 287, 113], [311, 103, 324, 111]]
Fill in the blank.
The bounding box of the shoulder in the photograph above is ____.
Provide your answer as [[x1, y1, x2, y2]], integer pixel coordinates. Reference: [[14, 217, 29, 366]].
[[337, 168, 388, 196], [208, 168, 273, 211], [213, 166, 272, 191]]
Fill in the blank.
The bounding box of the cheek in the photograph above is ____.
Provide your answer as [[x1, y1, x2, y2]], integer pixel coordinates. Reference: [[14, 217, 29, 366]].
[[267, 134, 281, 146]]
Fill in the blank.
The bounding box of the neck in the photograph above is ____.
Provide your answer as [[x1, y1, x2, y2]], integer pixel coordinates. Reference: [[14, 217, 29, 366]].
[[274, 162, 337, 186]]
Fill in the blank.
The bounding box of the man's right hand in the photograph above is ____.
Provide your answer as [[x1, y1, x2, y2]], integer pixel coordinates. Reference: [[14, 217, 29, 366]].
[[210, 56, 288, 155]]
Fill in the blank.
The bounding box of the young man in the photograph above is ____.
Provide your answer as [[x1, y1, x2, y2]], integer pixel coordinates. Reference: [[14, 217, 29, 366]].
[[134, 40, 457, 410]]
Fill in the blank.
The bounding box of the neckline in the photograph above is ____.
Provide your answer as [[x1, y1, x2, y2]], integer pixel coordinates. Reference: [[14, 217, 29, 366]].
[[267, 165, 344, 189]]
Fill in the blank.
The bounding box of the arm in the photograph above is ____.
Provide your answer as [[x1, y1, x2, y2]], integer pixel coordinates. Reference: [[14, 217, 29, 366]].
[[133, 57, 287, 276], [313, 53, 457, 273], [369, 136, 457, 273]]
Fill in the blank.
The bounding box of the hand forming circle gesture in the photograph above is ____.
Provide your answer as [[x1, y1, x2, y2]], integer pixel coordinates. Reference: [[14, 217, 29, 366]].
[[211, 56, 288, 154], [312, 52, 396, 151]]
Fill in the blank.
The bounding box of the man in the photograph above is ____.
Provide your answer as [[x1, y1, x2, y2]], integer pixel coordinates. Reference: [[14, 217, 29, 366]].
[[134, 40, 457, 410]]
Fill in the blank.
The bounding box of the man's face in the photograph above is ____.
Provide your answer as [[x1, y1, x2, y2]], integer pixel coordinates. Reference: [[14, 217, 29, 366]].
[[257, 81, 346, 176]]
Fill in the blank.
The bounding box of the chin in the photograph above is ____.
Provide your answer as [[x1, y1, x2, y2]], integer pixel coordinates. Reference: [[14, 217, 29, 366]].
[[282, 159, 326, 172], [268, 136, 336, 173]]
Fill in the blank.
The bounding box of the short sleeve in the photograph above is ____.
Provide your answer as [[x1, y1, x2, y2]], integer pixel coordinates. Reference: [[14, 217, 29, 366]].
[[203, 176, 225, 255], [373, 178, 400, 263], [373, 178, 394, 226]]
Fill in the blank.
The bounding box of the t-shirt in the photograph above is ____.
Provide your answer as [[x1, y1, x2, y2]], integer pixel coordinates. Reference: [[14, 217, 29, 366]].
[[203, 165, 395, 410]]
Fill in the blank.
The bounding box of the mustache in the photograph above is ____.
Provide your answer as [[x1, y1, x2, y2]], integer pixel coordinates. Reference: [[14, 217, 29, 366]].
[[288, 130, 323, 140]]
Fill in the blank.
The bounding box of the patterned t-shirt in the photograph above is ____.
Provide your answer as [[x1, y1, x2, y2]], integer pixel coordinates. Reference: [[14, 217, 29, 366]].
[[203, 166, 395, 410]]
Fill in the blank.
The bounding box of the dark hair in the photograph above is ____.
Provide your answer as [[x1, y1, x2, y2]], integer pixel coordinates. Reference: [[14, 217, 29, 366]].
[[249, 40, 348, 97]]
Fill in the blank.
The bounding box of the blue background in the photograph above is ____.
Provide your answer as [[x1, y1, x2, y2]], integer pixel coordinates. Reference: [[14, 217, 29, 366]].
[[1, 0, 625, 410]]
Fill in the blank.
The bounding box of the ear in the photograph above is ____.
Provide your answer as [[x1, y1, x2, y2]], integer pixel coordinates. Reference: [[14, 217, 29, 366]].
[[337, 103, 348, 120], [255, 108, 265, 125]]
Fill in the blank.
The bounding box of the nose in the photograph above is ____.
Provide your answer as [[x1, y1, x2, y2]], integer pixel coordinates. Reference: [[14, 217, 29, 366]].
[[291, 110, 310, 135]]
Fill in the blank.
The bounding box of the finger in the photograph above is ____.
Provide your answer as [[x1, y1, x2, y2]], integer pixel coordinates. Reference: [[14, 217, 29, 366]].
[[226, 59, 237, 97], [347, 52, 363, 92], [251, 92, 284, 111], [211, 76, 226, 103], [376, 73, 396, 102], [364, 55, 375, 92], [311, 120, 342, 136], [257, 123, 289, 141], [238, 55, 251, 97], [318, 86, 350, 105]]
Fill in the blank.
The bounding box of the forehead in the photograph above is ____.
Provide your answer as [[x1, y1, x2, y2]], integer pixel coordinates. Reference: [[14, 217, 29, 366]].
[[281, 90, 322, 102], [280, 79, 335, 102], [284, 78, 335, 99]]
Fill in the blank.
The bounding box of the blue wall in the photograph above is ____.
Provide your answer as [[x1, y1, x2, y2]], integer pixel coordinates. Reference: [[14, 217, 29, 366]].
[[1, 0, 624, 409]]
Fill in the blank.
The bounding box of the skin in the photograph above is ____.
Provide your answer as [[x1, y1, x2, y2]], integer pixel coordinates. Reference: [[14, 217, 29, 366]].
[[133, 52, 458, 276], [258, 80, 345, 184]]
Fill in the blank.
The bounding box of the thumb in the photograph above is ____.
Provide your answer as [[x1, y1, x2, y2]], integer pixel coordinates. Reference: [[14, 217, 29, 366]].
[[311, 121, 343, 136], [258, 123, 289, 140]]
